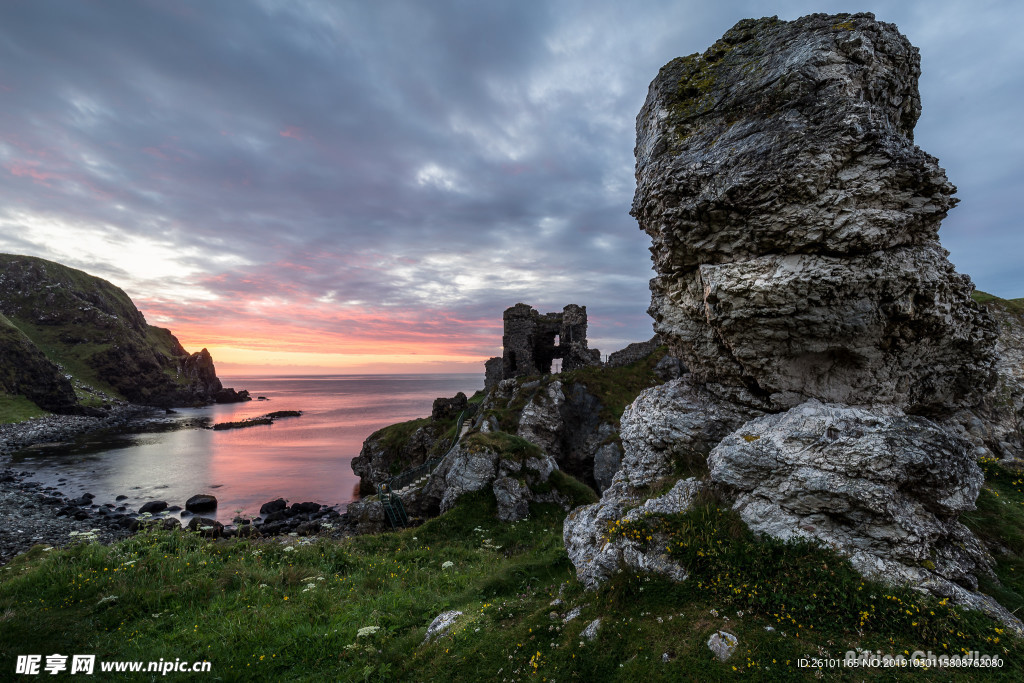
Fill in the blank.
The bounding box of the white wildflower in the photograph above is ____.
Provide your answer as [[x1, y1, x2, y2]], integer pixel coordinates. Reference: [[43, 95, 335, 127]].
[[442, 561, 454, 570], [357, 626, 381, 638]]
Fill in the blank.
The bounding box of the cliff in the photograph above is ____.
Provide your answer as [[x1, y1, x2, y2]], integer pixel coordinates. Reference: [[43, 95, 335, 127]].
[[0, 253, 246, 417]]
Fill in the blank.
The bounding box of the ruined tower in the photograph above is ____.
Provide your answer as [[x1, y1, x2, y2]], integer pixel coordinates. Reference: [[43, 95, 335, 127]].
[[485, 304, 601, 387]]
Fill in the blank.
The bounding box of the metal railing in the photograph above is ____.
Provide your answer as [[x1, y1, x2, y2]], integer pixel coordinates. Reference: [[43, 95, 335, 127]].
[[380, 410, 469, 501]]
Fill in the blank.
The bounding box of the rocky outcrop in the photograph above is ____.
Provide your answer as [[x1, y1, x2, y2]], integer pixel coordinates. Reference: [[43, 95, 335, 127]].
[[708, 401, 1019, 630], [351, 393, 476, 495], [515, 381, 566, 464], [431, 392, 468, 421], [419, 434, 563, 522], [0, 254, 238, 410], [564, 378, 759, 588], [352, 422, 439, 496], [630, 13, 996, 415], [945, 296, 1024, 460], [565, 12, 1019, 632]]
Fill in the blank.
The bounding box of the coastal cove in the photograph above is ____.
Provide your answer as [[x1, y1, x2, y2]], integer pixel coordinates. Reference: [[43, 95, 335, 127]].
[[2, 374, 482, 525]]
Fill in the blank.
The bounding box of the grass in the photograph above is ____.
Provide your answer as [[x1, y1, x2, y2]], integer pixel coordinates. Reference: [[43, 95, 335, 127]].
[[963, 458, 1024, 618], [973, 291, 1024, 316], [8, 317, 124, 399], [463, 431, 542, 462], [0, 392, 49, 423], [562, 346, 669, 422], [2, 479, 1021, 681]]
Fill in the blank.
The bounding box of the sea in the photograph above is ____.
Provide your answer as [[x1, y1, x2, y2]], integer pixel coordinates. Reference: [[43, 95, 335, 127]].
[[7, 374, 482, 524]]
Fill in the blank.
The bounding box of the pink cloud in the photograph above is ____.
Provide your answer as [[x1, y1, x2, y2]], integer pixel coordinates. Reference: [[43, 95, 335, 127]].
[[279, 126, 305, 140], [7, 161, 60, 185]]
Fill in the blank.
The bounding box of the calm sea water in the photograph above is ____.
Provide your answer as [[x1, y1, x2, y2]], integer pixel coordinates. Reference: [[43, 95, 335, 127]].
[[10, 374, 482, 523]]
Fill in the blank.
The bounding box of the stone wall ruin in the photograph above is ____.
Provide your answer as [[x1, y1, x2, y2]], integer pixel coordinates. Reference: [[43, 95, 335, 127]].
[[485, 304, 601, 387]]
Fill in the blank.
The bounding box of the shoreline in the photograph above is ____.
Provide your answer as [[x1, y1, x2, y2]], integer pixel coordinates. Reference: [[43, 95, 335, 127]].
[[0, 406, 350, 565], [0, 403, 156, 457]]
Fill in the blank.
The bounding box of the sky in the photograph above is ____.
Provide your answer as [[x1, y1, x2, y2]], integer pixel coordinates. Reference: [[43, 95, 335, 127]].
[[1, 0, 1021, 375]]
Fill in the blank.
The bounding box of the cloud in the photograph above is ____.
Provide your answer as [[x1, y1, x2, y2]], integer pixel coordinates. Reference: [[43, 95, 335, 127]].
[[1, 0, 1022, 373]]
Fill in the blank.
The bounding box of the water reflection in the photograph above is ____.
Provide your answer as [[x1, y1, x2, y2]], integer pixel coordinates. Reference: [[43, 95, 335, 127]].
[[10, 374, 481, 523]]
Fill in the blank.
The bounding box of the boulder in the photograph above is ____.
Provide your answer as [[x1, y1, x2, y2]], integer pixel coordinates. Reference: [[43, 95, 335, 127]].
[[564, 378, 758, 588], [707, 631, 738, 662], [259, 498, 287, 515], [138, 500, 167, 515], [431, 392, 468, 421], [423, 610, 462, 645], [708, 401, 1022, 633], [186, 516, 223, 537], [215, 387, 251, 403], [289, 501, 321, 515], [185, 494, 217, 513], [493, 477, 530, 523], [580, 618, 602, 641]]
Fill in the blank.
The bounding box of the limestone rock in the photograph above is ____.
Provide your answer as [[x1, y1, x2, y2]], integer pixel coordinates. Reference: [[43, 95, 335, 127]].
[[516, 381, 565, 460], [418, 436, 561, 521], [631, 13, 996, 414], [708, 401, 1023, 633], [707, 631, 738, 662], [580, 618, 602, 641], [563, 378, 758, 588], [493, 477, 530, 522], [435, 444, 500, 514], [592, 441, 622, 493], [652, 354, 686, 382], [945, 298, 1024, 460], [423, 610, 462, 644]]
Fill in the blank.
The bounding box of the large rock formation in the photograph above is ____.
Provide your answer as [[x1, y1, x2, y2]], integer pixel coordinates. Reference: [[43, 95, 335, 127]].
[[0, 254, 241, 412], [708, 401, 1017, 626], [566, 12, 1021, 632], [631, 13, 996, 415], [564, 377, 759, 588], [946, 294, 1024, 460]]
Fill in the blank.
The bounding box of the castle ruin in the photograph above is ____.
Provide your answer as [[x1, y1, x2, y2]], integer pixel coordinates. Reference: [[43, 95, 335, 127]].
[[485, 304, 601, 388]]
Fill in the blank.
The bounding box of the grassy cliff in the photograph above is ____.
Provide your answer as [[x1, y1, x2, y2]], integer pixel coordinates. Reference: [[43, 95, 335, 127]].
[[0, 253, 226, 419]]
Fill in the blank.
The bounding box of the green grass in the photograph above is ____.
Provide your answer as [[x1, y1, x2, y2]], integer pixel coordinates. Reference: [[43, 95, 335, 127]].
[[963, 458, 1024, 618], [562, 346, 669, 421], [8, 317, 124, 399], [2, 481, 1021, 681], [463, 431, 542, 461], [0, 392, 49, 423], [371, 418, 431, 453], [973, 291, 1024, 316]]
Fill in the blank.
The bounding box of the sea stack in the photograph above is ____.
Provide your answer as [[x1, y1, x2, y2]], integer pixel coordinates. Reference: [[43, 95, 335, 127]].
[[566, 12, 1021, 633], [630, 13, 997, 414]]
